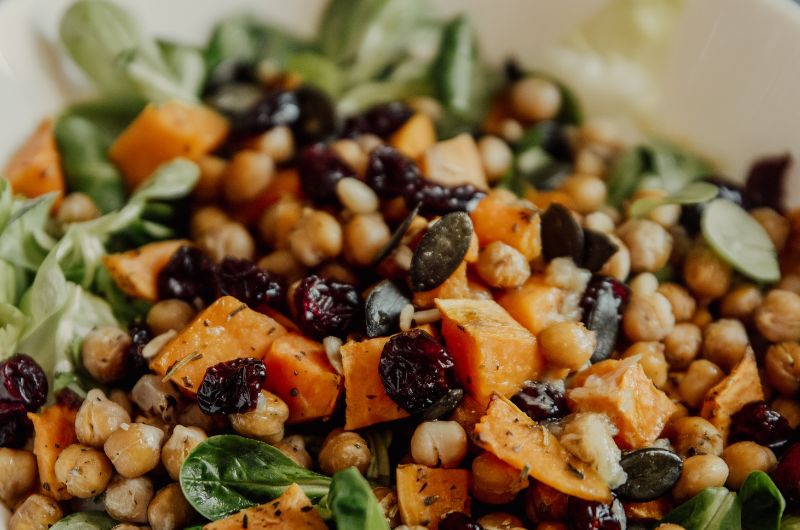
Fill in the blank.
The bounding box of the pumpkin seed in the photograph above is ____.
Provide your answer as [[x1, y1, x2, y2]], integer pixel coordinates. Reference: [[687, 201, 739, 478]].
[[541, 202, 584, 264], [365, 280, 411, 338], [615, 448, 683, 502], [419, 388, 464, 421], [410, 212, 473, 292], [582, 229, 618, 273], [372, 202, 421, 266]]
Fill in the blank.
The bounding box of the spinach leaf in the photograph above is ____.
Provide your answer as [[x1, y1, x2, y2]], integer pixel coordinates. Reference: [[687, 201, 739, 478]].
[[158, 40, 206, 97], [660, 487, 741, 530], [180, 435, 332, 521], [364, 429, 392, 486], [318, 0, 388, 64], [328, 467, 390, 530], [286, 52, 344, 98], [740, 471, 785, 530], [51, 511, 117, 530], [606, 146, 647, 208], [499, 122, 571, 196]]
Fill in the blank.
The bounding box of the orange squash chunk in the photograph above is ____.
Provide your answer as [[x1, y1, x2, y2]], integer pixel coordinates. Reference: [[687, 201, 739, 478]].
[[396, 464, 471, 529], [235, 168, 302, 226], [701, 349, 764, 442], [419, 134, 487, 190], [110, 102, 228, 189], [28, 404, 77, 500], [204, 484, 326, 530], [341, 334, 409, 430], [390, 112, 436, 159], [4, 119, 64, 208], [413, 262, 473, 308], [437, 298, 541, 404], [470, 190, 542, 261], [624, 497, 672, 522], [474, 394, 611, 503], [264, 333, 342, 423], [568, 358, 679, 449], [497, 277, 565, 335], [102, 239, 188, 302], [150, 296, 286, 394], [526, 189, 577, 211]]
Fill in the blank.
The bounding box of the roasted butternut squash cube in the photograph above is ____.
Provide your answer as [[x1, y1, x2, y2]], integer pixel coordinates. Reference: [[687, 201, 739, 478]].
[[413, 262, 472, 308], [102, 239, 188, 302], [701, 349, 764, 442], [234, 168, 302, 226], [525, 189, 577, 211], [28, 404, 77, 500], [341, 335, 409, 430], [150, 296, 286, 394], [264, 333, 342, 423], [396, 464, 471, 530], [4, 119, 64, 207], [436, 298, 541, 404], [390, 112, 436, 160], [419, 133, 487, 190], [568, 358, 679, 449], [473, 394, 611, 503], [204, 484, 326, 530], [110, 101, 228, 189], [497, 277, 565, 335], [624, 497, 672, 522], [470, 190, 542, 260]]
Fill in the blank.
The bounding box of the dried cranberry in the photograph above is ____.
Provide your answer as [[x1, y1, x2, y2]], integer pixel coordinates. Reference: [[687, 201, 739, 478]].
[[511, 380, 568, 422], [773, 443, 800, 505], [215, 257, 284, 312], [0, 401, 32, 448], [580, 275, 630, 319], [298, 143, 355, 204], [366, 146, 422, 198], [120, 322, 152, 389], [404, 180, 486, 216], [580, 275, 630, 363], [157, 246, 217, 305], [745, 154, 790, 213], [0, 354, 47, 411], [55, 388, 84, 410], [439, 512, 485, 530], [568, 496, 626, 530], [293, 275, 361, 340], [197, 358, 267, 415], [379, 329, 457, 415], [730, 401, 793, 452], [342, 102, 413, 139]]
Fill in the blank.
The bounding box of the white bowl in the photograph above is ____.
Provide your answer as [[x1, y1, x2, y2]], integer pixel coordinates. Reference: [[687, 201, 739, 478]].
[[0, 0, 798, 204]]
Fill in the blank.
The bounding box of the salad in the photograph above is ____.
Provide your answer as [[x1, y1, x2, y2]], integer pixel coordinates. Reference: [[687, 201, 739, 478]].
[[0, 0, 799, 529]]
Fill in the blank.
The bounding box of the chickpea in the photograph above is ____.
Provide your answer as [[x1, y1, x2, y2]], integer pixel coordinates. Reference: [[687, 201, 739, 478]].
[[477, 512, 527, 530], [148, 483, 195, 530], [355, 133, 383, 154], [471, 452, 529, 504], [318, 429, 372, 475], [332, 139, 369, 177], [669, 416, 723, 457], [649, 203, 681, 229], [623, 292, 675, 342], [317, 261, 358, 286], [81, 326, 131, 383], [8, 494, 62, 530], [105, 476, 154, 523], [702, 319, 749, 372], [720, 284, 762, 320], [755, 290, 800, 342], [751, 207, 790, 250], [57, 192, 100, 224], [0, 448, 37, 506], [765, 342, 800, 396], [475, 241, 531, 288], [622, 342, 668, 388], [691, 305, 714, 330], [110, 525, 147, 530], [177, 403, 219, 434], [678, 360, 724, 409], [193, 155, 227, 202], [190, 205, 229, 239], [583, 211, 616, 234], [774, 397, 800, 428], [288, 208, 343, 267], [75, 389, 131, 448], [722, 441, 777, 489], [104, 423, 165, 478], [629, 272, 659, 296], [251, 125, 295, 163], [336, 177, 379, 214], [617, 219, 672, 273], [274, 435, 313, 469], [657, 283, 696, 322], [663, 323, 702, 370], [53, 443, 113, 498], [672, 454, 728, 502], [600, 234, 630, 282], [258, 198, 304, 249], [110, 388, 134, 417], [500, 118, 524, 142], [655, 525, 686, 530], [132, 375, 181, 423], [229, 390, 289, 444], [778, 274, 800, 295], [509, 77, 561, 121], [478, 135, 513, 182], [146, 300, 195, 335], [258, 250, 306, 284], [560, 174, 607, 214], [538, 322, 596, 371], [410, 421, 468, 469], [574, 146, 607, 176], [344, 213, 391, 266], [223, 150, 274, 203], [683, 244, 731, 299], [199, 222, 255, 262], [162, 425, 208, 481]]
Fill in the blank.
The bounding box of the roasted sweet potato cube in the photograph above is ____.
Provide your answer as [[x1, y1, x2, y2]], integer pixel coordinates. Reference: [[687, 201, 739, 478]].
[[102, 239, 188, 302], [390, 112, 436, 160], [701, 349, 764, 442], [470, 190, 542, 260], [419, 133, 487, 190], [396, 464, 471, 529], [4, 119, 64, 208], [413, 262, 472, 308], [28, 404, 77, 500], [204, 484, 326, 530], [497, 277, 564, 335]]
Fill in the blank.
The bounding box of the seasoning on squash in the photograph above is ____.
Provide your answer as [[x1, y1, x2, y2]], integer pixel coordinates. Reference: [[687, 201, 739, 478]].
[[102, 239, 189, 302], [567, 357, 679, 449], [396, 464, 471, 530], [419, 133, 487, 190], [203, 483, 327, 530], [623, 497, 673, 522], [437, 298, 541, 404], [4, 119, 65, 208], [390, 112, 436, 160], [497, 276, 565, 335], [473, 393, 612, 503], [263, 333, 342, 424], [28, 404, 77, 501], [150, 295, 286, 394], [470, 189, 542, 261]]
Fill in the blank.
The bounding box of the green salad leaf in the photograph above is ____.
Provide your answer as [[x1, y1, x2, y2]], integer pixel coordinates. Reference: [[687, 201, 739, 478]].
[[318, 0, 389, 64], [328, 467, 390, 530], [660, 487, 741, 530], [51, 511, 117, 530], [739, 471, 785, 530], [364, 428, 393, 486]]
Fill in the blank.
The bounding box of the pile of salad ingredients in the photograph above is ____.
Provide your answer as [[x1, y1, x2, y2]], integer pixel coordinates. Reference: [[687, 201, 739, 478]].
[[1, 0, 800, 529]]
